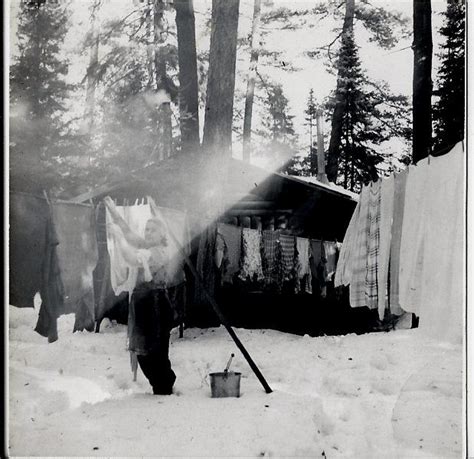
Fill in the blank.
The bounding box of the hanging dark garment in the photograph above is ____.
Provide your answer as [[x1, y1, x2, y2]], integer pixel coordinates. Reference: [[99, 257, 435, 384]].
[[52, 202, 98, 332], [9, 192, 50, 308], [34, 206, 65, 343], [194, 224, 218, 307], [216, 223, 242, 284]]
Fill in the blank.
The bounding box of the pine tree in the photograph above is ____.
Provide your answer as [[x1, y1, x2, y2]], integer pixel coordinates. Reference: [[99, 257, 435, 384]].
[[304, 88, 318, 175], [432, 0, 465, 152], [325, 29, 410, 191], [10, 1, 74, 188]]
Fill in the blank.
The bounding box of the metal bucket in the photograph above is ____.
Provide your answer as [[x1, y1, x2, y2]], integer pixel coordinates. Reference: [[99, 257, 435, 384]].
[[209, 371, 241, 398]]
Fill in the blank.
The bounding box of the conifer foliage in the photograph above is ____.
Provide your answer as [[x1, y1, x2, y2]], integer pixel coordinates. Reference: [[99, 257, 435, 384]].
[[10, 1, 74, 189], [432, 0, 465, 152]]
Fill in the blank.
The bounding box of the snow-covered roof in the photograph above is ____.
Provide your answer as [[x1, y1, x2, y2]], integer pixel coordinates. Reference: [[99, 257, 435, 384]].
[[283, 174, 360, 201]]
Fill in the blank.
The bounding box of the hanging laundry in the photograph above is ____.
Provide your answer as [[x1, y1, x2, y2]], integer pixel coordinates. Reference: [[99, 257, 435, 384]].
[[310, 239, 326, 296], [216, 223, 242, 284], [365, 180, 381, 311], [389, 168, 409, 316], [106, 205, 130, 296], [262, 230, 281, 288], [335, 201, 361, 287], [417, 143, 464, 344], [194, 223, 218, 307], [349, 185, 371, 308], [296, 237, 312, 294], [279, 233, 296, 282], [34, 204, 64, 343], [323, 241, 338, 282], [9, 192, 50, 309], [52, 201, 98, 333], [239, 228, 264, 282], [149, 198, 189, 287], [377, 175, 395, 320], [398, 161, 431, 316], [9, 192, 64, 342]]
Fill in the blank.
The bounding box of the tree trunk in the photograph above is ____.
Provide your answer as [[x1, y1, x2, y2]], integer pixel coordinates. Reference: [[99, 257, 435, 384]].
[[85, 0, 100, 130], [413, 0, 433, 163], [242, 0, 262, 163], [202, 0, 240, 157], [326, 0, 355, 183], [175, 0, 200, 154], [154, 0, 172, 160]]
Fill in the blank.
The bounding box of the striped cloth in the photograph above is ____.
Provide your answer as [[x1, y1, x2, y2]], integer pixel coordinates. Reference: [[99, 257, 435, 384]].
[[262, 230, 281, 286], [377, 175, 395, 320], [365, 180, 381, 310], [296, 237, 312, 294], [279, 234, 296, 282], [349, 185, 371, 308]]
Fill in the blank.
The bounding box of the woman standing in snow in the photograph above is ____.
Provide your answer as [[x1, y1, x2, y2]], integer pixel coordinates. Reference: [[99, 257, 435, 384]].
[[104, 197, 182, 395]]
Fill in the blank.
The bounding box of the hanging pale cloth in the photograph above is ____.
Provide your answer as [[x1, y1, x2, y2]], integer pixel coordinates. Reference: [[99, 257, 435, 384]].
[[349, 185, 371, 308], [323, 241, 338, 282], [148, 198, 189, 287], [377, 175, 395, 321], [296, 237, 312, 294], [239, 228, 264, 282], [365, 180, 381, 311], [398, 161, 430, 315], [389, 169, 409, 315], [335, 200, 360, 287], [418, 142, 464, 344]]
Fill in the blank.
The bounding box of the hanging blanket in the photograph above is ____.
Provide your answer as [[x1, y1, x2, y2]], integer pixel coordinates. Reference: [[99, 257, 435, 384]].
[[262, 230, 281, 288], [349, 185, 371, 308], [365, 180, 381, 310], [239, 228, 264, 282]]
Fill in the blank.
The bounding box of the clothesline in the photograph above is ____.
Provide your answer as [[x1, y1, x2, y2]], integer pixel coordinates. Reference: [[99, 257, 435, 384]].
[[335, 141, 464, 344]]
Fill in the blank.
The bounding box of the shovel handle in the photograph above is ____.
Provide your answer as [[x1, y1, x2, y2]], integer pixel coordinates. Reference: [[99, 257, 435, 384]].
[[224, 353, 235, 373]]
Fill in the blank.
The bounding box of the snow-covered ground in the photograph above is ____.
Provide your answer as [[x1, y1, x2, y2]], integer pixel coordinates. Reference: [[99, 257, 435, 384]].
[[8, 305, 464, 458]]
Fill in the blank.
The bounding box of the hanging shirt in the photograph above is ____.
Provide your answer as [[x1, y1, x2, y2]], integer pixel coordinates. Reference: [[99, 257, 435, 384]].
[[216, 223, 242, 284], [377, 175, 395, 320], [349, 185, 371, 308], [365, 180, 382, 311], [389, 168, 409, 316], [239, 228, 264, 282], [296, 237, 312, 294]]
